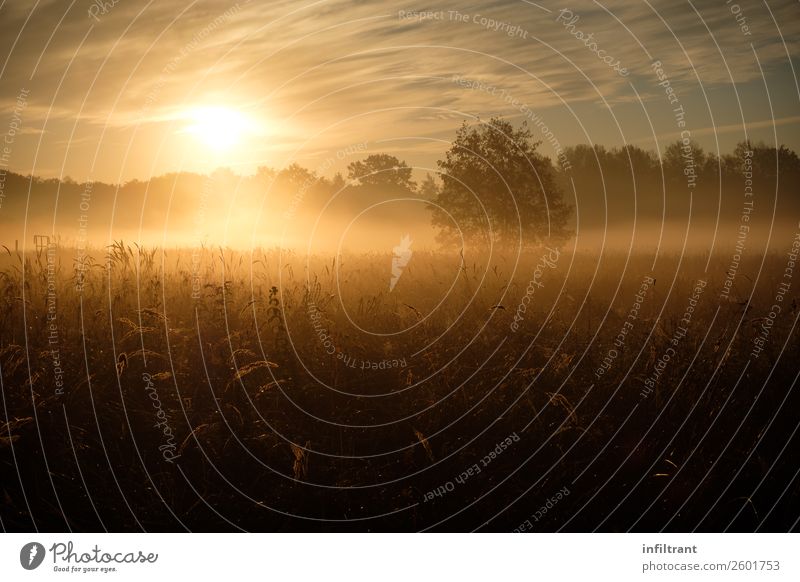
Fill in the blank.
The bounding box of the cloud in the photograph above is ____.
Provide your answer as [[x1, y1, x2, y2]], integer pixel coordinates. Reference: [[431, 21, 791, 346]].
[[0, 0, 797, 181]]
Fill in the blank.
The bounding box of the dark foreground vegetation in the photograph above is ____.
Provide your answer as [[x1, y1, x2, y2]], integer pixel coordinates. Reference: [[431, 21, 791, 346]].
[[1, 243, 798, 532]]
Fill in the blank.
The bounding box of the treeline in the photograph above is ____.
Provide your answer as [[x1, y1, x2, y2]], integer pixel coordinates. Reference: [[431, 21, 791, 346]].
[[560, 141, 800, 228], [0, 118, 797, 249], [0, 160, 434, 248]]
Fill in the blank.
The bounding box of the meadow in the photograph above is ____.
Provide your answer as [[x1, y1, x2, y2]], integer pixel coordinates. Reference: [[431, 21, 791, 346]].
[[1, 241, 798, 531]]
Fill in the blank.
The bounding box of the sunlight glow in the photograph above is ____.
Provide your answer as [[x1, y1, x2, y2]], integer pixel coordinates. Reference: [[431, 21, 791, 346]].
[[182, 106, 252, 152]]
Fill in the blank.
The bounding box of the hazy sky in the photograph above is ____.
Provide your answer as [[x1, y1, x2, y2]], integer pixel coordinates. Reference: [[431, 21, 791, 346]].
[[0, 0, 798, 183]]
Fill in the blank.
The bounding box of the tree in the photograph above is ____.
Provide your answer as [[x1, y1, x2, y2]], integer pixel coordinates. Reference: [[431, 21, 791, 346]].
[[347, 154, 415, 190], [430, 118, 571, 247], [275, 163, 316, 190], [663, 139, 706, 188], [418, 173, 439, 199], [329, 172, 347, 193]]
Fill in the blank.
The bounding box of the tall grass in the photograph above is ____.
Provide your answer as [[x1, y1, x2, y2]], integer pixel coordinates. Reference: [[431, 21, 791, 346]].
[[0, 243, 797, 531]]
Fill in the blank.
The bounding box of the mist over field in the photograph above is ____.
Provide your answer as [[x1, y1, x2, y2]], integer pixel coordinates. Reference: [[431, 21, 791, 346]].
[[1, 0, 799, 539], [2, 124, 799, 533], [2, 139, 798, 253]]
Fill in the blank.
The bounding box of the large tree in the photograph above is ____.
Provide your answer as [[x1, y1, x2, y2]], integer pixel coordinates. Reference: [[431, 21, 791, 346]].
[[347, 154, 415, 190], [430, 118, 571, 248]]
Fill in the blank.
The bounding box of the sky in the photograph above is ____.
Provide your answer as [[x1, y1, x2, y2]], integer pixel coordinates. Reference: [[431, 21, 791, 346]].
[[0, 0, 798, 184]]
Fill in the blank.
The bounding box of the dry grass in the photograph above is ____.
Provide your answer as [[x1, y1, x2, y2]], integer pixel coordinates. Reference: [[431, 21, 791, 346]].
[[0, 243, 798, 531]]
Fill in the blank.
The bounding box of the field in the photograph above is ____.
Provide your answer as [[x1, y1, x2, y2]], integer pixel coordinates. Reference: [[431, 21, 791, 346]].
[[1, 241, 798, 531]]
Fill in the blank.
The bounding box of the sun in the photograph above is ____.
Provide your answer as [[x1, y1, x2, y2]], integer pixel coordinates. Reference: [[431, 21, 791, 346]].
[[182, 106, 251, 152]]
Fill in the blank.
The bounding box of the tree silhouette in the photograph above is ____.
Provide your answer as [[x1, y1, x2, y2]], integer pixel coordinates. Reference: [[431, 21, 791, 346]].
[[347, 154, 415, 190], [429, 118, 571, 248], [418, 173, 439, 199]]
